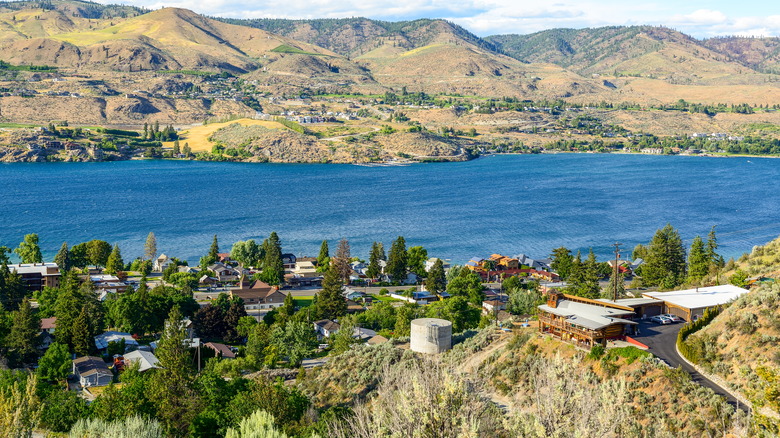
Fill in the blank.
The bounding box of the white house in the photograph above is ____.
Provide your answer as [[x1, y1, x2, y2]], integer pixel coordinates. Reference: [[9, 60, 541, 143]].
[[153, 254, 173, 272]]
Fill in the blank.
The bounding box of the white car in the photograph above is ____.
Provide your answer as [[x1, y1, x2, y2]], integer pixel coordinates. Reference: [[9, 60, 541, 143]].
[[660, 314, 683, 323], [650, 315, 672, 324]]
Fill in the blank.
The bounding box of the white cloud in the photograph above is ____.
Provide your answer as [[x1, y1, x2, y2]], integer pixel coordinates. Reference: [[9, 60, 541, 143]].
[[95, 0, 780, 38]]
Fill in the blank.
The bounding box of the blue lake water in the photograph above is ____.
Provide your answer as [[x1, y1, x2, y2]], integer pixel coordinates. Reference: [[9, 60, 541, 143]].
[[1, 154, 779, 264]]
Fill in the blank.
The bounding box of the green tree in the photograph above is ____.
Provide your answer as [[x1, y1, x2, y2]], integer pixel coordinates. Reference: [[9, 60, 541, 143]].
[[86, 240, 112, 267], [37, 342, 71, 381], [208, 235, 220, 264], [550, 247, 573, 279], [730, 269, 749, 288], [54, 242, 70, 272], [446, 270, 484, 305], [425, 296, 480, 332], [407, 246, 428, 278], [39, 387, 89, 433], [315, 266, 346, 320], [0, 249, 26, 311], [72, 307, 92, 356], [366, 242, 383, 280], [150, 306, 199, 436], [231, 240, 261, 268], [386, 236, 408, 282], [271, 320, 316, 367], [330, 314, 359, 355], [425, 258, 446, 295], [260, 233, 284, 286], [316, 240, 329, 272], [571, 249, 601, 299], [0, 374, 42, 437], [641, 224, 687, 288], [507, 288, 542, 316], [8, 298, 41, 361], [105, 244, 124, 274], [69, 243, 88, 268], [14, 233, 42, 264], [705, 226, 724, 270], [687, 236, 708, 282], [602, 272, 626, 300], [144, 232, 157, 261]]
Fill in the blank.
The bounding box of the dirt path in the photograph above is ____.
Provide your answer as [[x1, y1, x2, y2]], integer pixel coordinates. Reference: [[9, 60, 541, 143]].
[[456, 332, 515, 411]]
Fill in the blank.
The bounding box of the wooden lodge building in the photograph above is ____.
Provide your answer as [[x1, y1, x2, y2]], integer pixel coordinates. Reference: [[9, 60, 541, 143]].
[[538, 291, 639, 347]]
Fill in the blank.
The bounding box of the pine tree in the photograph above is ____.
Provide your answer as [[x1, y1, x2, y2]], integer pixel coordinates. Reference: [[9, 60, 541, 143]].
[[386, 236, 408, 282], [407, 246, 428, 278], [53, 272, 81, 349], [550, 247, 573, 279], [208, 234, 219, 263], [54, 242, 70, 272], [261, 233, 284, 285], [642, 224, 687, 288], [602, 272, 626, 300], [366, 242, 382, 279], [316, 240, 329, 272], [150, 306, 197, 434], [687, 236, 708, 282], [315, 266, 346, 320], [425, 258, 446, 294], [333, 238, 351, 283], [705, 226, 724, 270], [8, 298, 40, 361], [72, 307, 92, 356], [105, 244, 124, 274], [144, 232, 157, 261]]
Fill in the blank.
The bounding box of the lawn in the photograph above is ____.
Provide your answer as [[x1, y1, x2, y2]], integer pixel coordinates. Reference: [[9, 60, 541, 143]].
[[294, 296, 315, 307], [369, 294, 402, 303]]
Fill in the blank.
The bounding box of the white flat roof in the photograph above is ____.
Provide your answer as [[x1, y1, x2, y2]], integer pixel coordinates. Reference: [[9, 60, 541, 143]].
[[642, 284, 749, 310]]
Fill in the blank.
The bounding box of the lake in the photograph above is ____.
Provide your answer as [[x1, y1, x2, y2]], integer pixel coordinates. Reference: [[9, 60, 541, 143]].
[[1, 154, 778, 264]]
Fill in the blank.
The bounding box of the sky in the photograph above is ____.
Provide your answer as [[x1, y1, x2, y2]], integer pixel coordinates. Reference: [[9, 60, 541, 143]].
[[96, 0, 780, 38]]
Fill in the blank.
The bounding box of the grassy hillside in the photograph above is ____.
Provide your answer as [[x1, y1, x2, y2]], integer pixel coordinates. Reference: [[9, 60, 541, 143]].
[[299, 329, 748, 436]]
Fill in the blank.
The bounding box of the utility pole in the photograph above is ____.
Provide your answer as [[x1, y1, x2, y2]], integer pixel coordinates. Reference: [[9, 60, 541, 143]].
[[613, 242, 622, 302]]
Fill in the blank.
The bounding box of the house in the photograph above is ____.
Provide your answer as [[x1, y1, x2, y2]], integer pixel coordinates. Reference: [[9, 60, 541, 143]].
[[41, 317, 57, 334], [538, 291, 638, 347], [314, 319, 340, 338], [199, 275, 218, 286], [425, 257, 451, 272], [353, 327, 378, 341], [89, 274, 129, 300], [204, 342, 236, 359], [178, 266, 200, 275], [293, 260, 317, 276], [208, 263, 240, 282], [123, 350, 160, 372], [217, 253, 233, 264], [153, 254, 173, 272], [483, 299, 507, 314], [281, 253, 297, 270], [6, 263, 60, 292], [94, 331, 139, 351], [72, 356, 113, 387], [229, 280, 287, 311], [642, 284, 750, 322]]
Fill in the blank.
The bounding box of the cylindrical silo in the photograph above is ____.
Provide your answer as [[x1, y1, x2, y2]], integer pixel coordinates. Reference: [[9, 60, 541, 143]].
[[410, 318, 452, 354]]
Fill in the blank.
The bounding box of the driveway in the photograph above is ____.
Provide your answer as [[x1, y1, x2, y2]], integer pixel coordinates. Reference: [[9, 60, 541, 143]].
[[632, 321, 747, 411]]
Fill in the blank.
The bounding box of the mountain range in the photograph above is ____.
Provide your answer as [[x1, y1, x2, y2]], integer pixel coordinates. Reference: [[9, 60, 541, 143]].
[[1, 0, 780, 103]]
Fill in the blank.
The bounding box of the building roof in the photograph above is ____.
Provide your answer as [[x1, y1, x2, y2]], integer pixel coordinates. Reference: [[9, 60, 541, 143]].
[[595, 297, 662, 307], [41, 317, 57, 330], [7, 263, 60, 276], [204, 342, 236, 359], [94, 331, 138, 350], [538, 300, 637, 331], [123, 350, 160, 372], [314, 319, 340, 332], [642, 284, 749, 310], [367, 335, 389, 345], [73, 356, 112, 377]]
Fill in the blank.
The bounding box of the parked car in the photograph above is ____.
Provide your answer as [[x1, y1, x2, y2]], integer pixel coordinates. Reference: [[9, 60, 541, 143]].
[[650, 315, 672, 324], [660, 313, 684, 323]]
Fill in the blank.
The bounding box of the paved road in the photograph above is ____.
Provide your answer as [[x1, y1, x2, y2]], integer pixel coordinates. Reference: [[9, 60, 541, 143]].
[[632, 321, 747, 412]]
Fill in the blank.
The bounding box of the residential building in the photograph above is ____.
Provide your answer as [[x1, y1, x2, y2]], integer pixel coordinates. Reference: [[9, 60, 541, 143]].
[[123, 350, 160, 372], [538, 291, 638, 347], [642, 284, 750, 322], [72, 356, 113, 387], [314, 319, 340, 338], [207, 263, 240, 282], [6, 263, 60, 292], [229, 280, 287, 311], [204, 342, 236, 359], [94, 331, 139, 352], [41, 317, 56, 334], [153, 254, 173, 272]]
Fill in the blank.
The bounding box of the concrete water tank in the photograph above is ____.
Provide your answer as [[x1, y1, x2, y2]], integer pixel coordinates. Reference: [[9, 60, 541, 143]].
[[410, 318, 452, 354]]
